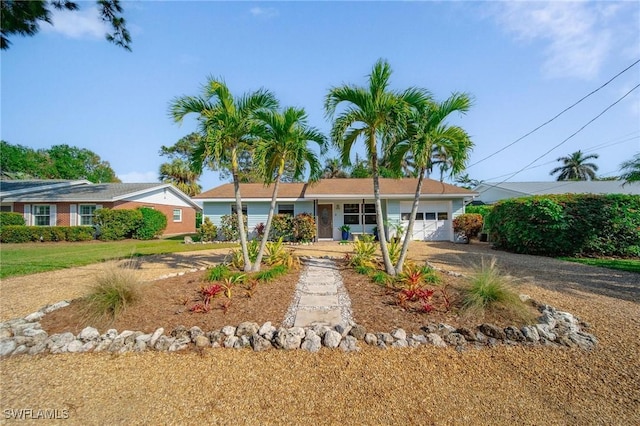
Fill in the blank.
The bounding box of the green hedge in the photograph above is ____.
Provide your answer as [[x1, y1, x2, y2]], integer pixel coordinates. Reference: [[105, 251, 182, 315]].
[[0, 212, 25, 226], [0, 226, 94, 243], [134, 207, 167, 240], [94, 208, 143, 241], [488, 194, 640, 257]]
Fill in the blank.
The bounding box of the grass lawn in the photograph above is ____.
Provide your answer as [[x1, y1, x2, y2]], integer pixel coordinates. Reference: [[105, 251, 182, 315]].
[[0, 238, 237, 279], [560, 256, 640, 273]]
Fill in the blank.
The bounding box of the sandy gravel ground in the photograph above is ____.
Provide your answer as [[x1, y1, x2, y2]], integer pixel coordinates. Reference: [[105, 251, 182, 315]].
[[1, 242, 639, 425]]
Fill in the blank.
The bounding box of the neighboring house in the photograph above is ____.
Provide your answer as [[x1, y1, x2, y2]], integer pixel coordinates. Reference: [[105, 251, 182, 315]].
[[194, 178, 477, 242], [472, 181, 640, 205], [0, 179, 201, 236]]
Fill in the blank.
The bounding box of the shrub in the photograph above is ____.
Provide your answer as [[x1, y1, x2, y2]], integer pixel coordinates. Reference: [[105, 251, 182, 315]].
[[220, 213, 247, 241], [0, 212, 25, 226], [0, 225, 94, 243], [293, 213, 316, 242], [453, 213, 483, 242], [270, 214, 293, 241], [465, 205, 493, 219], [206, 264, 230, 281], [0, 225, 32, 243], [64, 226, 94, 242], [349, 235, 377, 269], [133, 207, 167, 240], [95, 208, 143, 241], [81, 262, 141, 323], [199, 217, 218, 242]]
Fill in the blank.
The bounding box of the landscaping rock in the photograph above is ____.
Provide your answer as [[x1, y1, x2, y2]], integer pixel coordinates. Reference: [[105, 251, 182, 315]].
[[426, 333, 447, 348], [301, 332, 322, 353], [444, 333, 466, 346], [504, 326, 526, 342], [349, 324, 367, 340], [0, 340, 17, 356], [194, 335, 210, 349], [479, 324, 506, 340], [250, 334, 272, 352], [78, 327, 100, 342], [521, 326, 540, 343], [236, 322, 260, 337], [391, 328, 407, 341], [221, 326, 236, 337], [323, 330, 342, 348], [456, 327, 477, 342], [189, 326, 204, 341], [149, 328, 164, 347], [339, 335, 359, 352], [364, 333, 378, 346]]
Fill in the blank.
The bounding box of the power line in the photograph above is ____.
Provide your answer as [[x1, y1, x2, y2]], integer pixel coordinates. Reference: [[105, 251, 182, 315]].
[[476, 83, 640, 193], [468, 58, 640, 168]]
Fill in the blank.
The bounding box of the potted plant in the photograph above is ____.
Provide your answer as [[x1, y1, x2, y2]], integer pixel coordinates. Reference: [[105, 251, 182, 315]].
[[340, 224, 351, 241]]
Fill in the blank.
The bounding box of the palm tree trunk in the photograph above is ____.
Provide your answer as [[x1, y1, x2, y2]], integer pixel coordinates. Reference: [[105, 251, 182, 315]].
[[395, 167, 425, 274], [370, 138, 395, 276], [252, 171, 282, 272], [231, 150, 251, 272]]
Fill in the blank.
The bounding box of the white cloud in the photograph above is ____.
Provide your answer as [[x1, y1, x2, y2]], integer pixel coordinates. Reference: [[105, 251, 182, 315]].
[[118, 171, 159, 183], [249, 6, 279, 19], [492, 1, 626, 80], [44, 6, 108, 40]]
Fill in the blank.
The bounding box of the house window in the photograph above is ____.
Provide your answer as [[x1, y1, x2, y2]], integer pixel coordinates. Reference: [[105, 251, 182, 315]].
[[79, 205, 97, 226], [33, 205, 51, 226], [278, 204, 294, 216], [343, 203, 360, 225], [425, 212, 436, 220], [231, 204, 248, 216], [0, 205, 12, 212], [173, 209, 182, 222], [364, 203, 377, 224], [437, 212, 448, 220], [401, 212, 424, 221]]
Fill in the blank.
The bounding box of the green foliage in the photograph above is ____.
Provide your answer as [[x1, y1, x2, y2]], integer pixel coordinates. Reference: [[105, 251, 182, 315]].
[[81, 263, 140, 324], [133, 207, 167, 240], [255, 264, 288, 282], [387, 238, 401, 265], [269, 214, 293, 241], [206, 264, 230, 282], [371, 270, 393, 286], [354, 265, 374, 275], [199, 217, 218, 242], [0, 225, 93, 243], [264, 238, 299, 269], [64, 226, 94, 242], [94, 208, 143, 241], [489, 194, 640, 257], [220, 213, 248, 241], [0, 212, 25, 226], [560, 257, 640, 273], [349, 235, 377, 269], [453, 213, 483, 241], [0, 226, 33, 243], [465, 205, 493, 219], [293, 212, 316, 242]]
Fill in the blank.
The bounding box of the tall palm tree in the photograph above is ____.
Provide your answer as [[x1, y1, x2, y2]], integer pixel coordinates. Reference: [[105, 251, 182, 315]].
[[389, 92, 473, 274], [170, 77, 278, 271], [325, 59, 430, 275], [550, 151, 599, 181], [322, 157, 349, 178], [159, 158, 202, 196], [619, 153, 640, 185], [251, 107, 327, 271]]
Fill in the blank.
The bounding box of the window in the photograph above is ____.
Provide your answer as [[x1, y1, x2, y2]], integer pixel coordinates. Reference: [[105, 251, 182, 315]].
[[173, 209, 182, 222], [401, 212, 424, 221], [343, 203, 360, 225], [33, 205, 50, 226], [437, 212, 448, 220], [425, 212, 436, 220], [363, 203, 376, 224], [278, 204, 294, 216], [78, 205, 97, 226], [231, 204, 248, 216], [0, 205, 12, 212]]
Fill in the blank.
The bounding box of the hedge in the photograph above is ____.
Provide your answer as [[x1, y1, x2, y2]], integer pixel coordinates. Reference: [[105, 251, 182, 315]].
[[0, 212, 25, 226], [488, 194, 640, 257], [94, 208, 143, 241], [0, 226, 94, 243], [134, 207, 167, 240]]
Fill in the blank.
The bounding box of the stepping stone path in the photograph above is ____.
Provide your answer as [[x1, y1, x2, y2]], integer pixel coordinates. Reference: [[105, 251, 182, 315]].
[[283, 258, 353, 328]]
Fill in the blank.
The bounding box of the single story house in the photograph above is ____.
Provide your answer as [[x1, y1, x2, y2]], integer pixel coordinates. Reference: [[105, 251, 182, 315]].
[[194, 178, 477, 242], [472, 181, 640, 204], [0, 179, 201, 235]]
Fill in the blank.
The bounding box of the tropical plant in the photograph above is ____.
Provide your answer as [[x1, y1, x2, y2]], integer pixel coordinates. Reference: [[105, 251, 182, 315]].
[[322, 157, 349, 178], [452, 213, 483, 242], [349, 234, 377, 270], [325, 58, 430, 275], [619, 152, 640, 185], [199, 217, 218, 242], [158, 158, 202, 196], [293, 212, 316, 242], [250, 106, 327, 271], [81, 262, 140, 324], [219, 213, 247, 242], [170, 76, 278, 272], [206, 264, 230, 281], [389, 92, 473, 274], [550, 150, 599, 181]]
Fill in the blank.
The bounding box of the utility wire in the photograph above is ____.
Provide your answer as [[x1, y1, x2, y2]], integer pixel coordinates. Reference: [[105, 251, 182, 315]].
[[476, 83, 640, 193], [468, 58, 640, 169]]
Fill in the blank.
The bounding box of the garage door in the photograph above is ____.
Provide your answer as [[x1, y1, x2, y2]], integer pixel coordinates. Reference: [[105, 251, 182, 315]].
[[400, 202, 451, 241]]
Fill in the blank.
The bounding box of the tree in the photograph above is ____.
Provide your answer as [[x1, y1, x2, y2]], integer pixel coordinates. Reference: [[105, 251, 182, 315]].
[[251, 106, 327, 271], [170, 77, 278, 272], [389, 92, 473, 274], [1, 0, 131, 50], [325, 59, 430, 275], [550, 151, 599, 181], [159, 159, 202, 196], [619, 153, 640, 185], [322, 158, 349, 179]]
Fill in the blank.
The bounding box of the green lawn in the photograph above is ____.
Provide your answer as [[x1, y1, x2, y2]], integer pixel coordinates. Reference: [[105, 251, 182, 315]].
[[560, 257, 640, 274], [0, 239, 237, 279]]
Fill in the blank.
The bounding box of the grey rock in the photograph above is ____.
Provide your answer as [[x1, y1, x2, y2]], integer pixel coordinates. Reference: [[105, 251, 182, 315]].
[[539, 312, 557, 329], [149, 328, 164, 347], [312, 324, 331, 338], [237, 335, 251, 349], [94, 339, 113, 352], [78, 327, 100, 342], [82, 341, 96, 352], [437, 323, 456, 336], [194, 335, 210, 349], [136, 334, 152, 344], [250, 334, 272, 352], [223, 335, 239, 348], [364, 333, 378, 346], [66, 340, 84, 353], [169, 337, 190, 352], [208, 331, 223, 345], [301, 333, 322, 353], [426, 333, 447, 348], [170, 326, 189, 340], [42, 301, 70, 313], [535, 324, 557, 341], [349, 324, 367, 340], [391, 339, 408, 349], [24, 312, 45, 322], [0, 339, 17, 356], [154, 336, 174, 351], [236, 322, 260, 337], [391, 328, 407, 341], [134, 341, 147, 352], [13, 345, 28, 355], [12, 322, 41, 336], [334, 323, 352, 337], [444, 333, 466, 346], [479, 324, 506, 340], [103, 329, 118, 340], [221, 326, 237, 337], [521, 326, 540, 343], [411, 334, 428, 345], [407, 338, 422, 348], [569, 332, 597, 351], [0, 327, 12, 339], [504, 326, 525, 342], [48, 332, 75, 350], [377, 333, 394, 345], [189, 326, 204, 341], [259, 322, 275, 337], [323, 330, 342, 348], [29, 342, 47, 355], [339, 335, 359, 352], [456, 327, 477, 342]]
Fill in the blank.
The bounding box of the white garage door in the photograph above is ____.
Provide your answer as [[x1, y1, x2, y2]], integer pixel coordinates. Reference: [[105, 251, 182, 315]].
[[400, 202, 451, 241]]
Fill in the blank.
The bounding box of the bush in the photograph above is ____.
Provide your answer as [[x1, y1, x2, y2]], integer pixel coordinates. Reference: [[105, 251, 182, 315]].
[[0, 225, 85, 243], [489, 194, 640, 257], [199, 217, 218, 242], [453, 213, 483, 242], [269, 214, 293, 241], [81, 262, 140, 324], [134, 207, 167, 240], [0, 225, 33, 243], [220, 213, 247, 241], [94, 208, 143, 241], [64, 226, 94, 242], [465, 205, 493, 218], [0, 212, 25, 226], [293, 213, 316, 242]]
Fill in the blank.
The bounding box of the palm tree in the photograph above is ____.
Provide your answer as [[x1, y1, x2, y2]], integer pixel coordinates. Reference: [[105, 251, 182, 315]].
[[619, 153, 640, 185], [389, 93, 473, 274], [550, 151, 599, 181], [170, 77, 278, 272], [159, 158, 202, 196], [251, 107, 327, 271], [322, 158, 349, 179], [325, 59, 430, 275]]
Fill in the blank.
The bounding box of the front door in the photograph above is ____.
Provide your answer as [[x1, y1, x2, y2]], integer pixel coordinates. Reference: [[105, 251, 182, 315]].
[[317, 204, 333, 239]]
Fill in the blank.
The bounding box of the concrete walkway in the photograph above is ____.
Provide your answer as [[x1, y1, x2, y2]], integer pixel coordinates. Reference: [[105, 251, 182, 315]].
[[283, 258, 353, 328]]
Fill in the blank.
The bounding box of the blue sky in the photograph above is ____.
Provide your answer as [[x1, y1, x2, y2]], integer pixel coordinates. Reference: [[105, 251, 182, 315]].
[[2, 1, 639, 191]]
